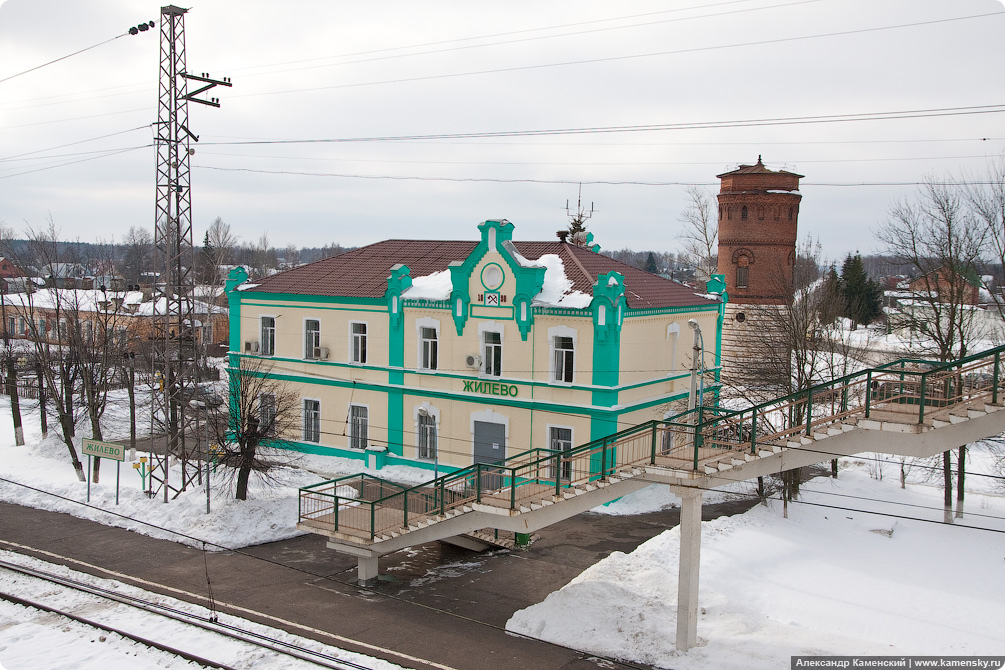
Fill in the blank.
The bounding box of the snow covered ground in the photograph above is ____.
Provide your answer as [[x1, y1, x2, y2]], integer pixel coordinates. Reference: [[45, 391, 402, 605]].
[[3, 341, 1005, 668], [507, 460, 1005, 668], [0, 550, 406, 670]]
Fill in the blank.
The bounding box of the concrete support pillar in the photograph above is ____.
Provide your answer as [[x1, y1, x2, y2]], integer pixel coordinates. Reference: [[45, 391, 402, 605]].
[[357, 555, 379, 584], [674, 486, 703, 651]]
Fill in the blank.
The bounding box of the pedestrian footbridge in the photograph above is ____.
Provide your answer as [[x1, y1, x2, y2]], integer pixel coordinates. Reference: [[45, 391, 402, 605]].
[[297, 345, 1005, 651]]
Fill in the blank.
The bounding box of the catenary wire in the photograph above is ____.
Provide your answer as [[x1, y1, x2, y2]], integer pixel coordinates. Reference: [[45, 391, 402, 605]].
[[229, 11, 1004, 99], [0, 32, 131, 85]]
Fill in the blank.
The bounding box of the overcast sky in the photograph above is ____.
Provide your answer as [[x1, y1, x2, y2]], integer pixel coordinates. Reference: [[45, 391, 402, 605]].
[[1, 0, 1003, 263]]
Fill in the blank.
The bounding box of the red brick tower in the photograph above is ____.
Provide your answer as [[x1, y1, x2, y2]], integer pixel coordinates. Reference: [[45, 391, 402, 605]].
[[715, 157, 803, 376]]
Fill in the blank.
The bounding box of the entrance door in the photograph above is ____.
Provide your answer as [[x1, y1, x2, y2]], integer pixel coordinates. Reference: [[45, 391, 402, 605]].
[[473, 421, 506, 491]]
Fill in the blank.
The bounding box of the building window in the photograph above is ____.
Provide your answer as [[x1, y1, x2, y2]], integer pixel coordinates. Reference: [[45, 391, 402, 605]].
[[788, 206, 794, 221], [17, 317, 26, 336], [553, 336, 574, 383], [259, 393, 276, 437], [305, 319, 320, 359], [351, 322, 367, 364], [303, 399, 320, 443], [418, 411, 437, 460], [349, 405, 368, 449], [736, 258, 749, 289], [549, 426, 573, 480], [6, 316, 14, 335], [261, 317, 275, 356], [37, 317, 47, 337], [484, 331, 502, 376], [741, 205, 748, 220], [420, 327, 438, 370], [83, 320, 93, 343], [58, 319, 67, 339]]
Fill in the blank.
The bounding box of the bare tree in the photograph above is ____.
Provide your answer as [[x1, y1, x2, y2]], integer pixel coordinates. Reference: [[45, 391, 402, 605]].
[[677, 186, 718, 285], [879, 177, 988, 522], [964, 155, 1005, 323], [207, 356, 300, 500], [120, 226, 153, 286]]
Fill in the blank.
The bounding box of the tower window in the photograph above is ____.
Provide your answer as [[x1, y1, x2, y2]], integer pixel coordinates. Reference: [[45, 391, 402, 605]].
[[736, 256, 750, 289], [788, 206, 794, 221], [741, 206, 748, 220]]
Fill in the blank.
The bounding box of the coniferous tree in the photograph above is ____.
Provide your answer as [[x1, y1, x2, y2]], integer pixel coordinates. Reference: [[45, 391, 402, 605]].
[[840, 253, 883, 328], [643, 251, 659, 274]]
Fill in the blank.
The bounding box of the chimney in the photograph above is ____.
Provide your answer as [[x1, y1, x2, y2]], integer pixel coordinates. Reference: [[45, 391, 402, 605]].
[[556, 230, 569, 243]]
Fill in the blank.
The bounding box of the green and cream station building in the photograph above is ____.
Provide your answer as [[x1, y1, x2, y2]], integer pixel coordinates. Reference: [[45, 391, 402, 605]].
[[225, 219, 726, 474]]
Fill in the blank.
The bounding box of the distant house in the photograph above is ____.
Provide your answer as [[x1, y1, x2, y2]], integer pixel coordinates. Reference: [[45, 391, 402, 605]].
[[907, 267, 981, 306], [0, 257, 23, 279], [0, 288, 229, 347]]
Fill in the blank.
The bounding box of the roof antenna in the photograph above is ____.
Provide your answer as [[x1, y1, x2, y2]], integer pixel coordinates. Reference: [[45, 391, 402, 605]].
[[564, 183, 595, 246]]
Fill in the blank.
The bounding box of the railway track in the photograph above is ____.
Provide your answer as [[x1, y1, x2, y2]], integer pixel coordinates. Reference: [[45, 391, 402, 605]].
[[0, 557, 394, 670]]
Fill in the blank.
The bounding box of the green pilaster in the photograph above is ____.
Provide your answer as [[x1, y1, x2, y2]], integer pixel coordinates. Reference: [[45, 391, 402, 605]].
[[385, 265, 410, 456], [590, 271, 626, 469], [224, 266, 250, 423]]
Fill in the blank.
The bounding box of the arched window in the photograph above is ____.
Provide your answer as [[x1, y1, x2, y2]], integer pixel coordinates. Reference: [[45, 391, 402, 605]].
[[741, 205, 748, 220], [736, 256, 749, 288]]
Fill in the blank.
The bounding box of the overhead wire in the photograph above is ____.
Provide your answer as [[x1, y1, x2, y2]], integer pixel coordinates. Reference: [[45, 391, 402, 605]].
[[0, 32, 131, 85], [229, 10, 1005, 99]]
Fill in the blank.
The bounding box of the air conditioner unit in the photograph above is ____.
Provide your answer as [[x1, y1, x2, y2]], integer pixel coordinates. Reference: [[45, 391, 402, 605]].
[[465, 354, 481, 368], [317, 347, 330, 360], [245, 340, 260, 353]]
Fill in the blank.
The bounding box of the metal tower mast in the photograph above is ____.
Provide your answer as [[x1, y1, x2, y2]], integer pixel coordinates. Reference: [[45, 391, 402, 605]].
[[150, 5, 230, 501]]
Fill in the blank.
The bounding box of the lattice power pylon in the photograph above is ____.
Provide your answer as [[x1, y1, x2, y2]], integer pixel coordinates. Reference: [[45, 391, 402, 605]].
[[150, 5, 230, 501]]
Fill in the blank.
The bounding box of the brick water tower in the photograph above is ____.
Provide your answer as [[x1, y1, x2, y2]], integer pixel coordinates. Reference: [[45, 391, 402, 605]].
[[715, 156, 803, 376]]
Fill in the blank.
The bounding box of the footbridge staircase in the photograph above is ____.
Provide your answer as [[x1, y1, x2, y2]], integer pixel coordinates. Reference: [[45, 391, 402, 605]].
[[298, 345, 1005, 650]]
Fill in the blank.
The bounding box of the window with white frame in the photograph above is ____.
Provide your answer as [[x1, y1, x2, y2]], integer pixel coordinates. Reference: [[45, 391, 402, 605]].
[[17, 317, 26, 336], [260, 316, 275, 356], [549, 426, 573, 480], [667, 323, 680, 372], [553, 336, 574, 383], [420, 327, 438, 370], [417, 411, 437, 460], [258, 393, 276, 436], [351, 322, 367, 364], [303, 399, 320, 443], [349, 405, 368, 449], [37, 317, 47, 338], [5, 316, 13, 335], [305, 319, 320, 359], [484, 331, 502, 376]]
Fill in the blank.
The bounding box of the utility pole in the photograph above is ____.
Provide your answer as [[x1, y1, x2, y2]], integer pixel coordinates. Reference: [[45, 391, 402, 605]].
[[149, 5, 231, 502]]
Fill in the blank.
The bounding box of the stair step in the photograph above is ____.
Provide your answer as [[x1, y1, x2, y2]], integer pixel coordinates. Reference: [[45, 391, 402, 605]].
[[519, 506, 530, 513], [717, 462, 733, 472], [608, 477, 622, 484], [774, 445, 785, 453], [731, 458, 746, 466], [541, 498, 553, 506], [744, 453, 758, 462], [531, 503, 542, 510], [984, 403, 1002, 413], [703, 466, 717, 475], [827, 426, 844, 436], [967, 409, 986, 418], [949, 414, 967, 424], [932, 418, 951, 428]]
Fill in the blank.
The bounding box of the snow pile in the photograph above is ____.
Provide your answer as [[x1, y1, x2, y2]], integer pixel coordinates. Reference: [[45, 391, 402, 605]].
[[509, 467, 1005, 668], [529, 254, 592, 309], [400, 270, 452, 301]]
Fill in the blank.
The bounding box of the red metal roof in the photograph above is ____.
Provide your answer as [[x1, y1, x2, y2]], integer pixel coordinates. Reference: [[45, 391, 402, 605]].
[[248, 239, 714, 309]]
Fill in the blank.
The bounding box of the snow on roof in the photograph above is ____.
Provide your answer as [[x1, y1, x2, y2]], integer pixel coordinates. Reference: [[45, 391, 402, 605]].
[[401, 270, 452, 301], [0, 288, 224, 315], [530, 254, 593, 309]]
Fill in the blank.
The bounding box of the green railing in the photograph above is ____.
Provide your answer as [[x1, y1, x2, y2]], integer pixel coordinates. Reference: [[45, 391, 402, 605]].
[[299, 344, 1005, 541]]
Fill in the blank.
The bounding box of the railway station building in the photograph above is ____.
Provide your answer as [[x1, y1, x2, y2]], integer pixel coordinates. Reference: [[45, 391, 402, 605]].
[[225, 219, 725, 474]]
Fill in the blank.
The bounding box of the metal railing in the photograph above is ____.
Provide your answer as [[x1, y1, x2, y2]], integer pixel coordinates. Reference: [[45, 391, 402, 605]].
[[299, 344, 1005, 541]]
